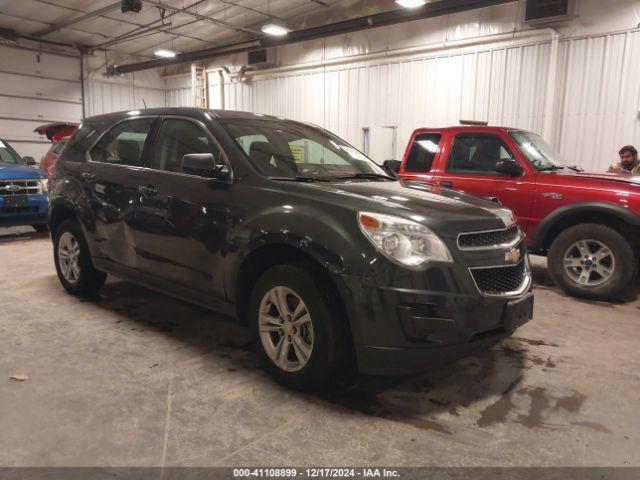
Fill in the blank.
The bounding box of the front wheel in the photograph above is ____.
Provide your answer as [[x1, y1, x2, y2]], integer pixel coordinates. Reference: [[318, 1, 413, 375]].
[[249, 264, 352, 390], [548, 223, 637, 300], [53, 219, 106, 295]]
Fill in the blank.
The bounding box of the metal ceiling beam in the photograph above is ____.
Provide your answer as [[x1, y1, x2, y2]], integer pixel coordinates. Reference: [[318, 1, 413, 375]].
[[33, 1, 121, 37], [140, 0, 261, 35], [113, 0, 517, 74]]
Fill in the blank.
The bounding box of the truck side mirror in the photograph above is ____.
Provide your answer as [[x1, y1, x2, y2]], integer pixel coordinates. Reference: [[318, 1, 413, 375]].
[[495, 158, 524, 177], [383, 159, 401, 176], [23, 156, 37, 166], [182, 153, 229, 180]]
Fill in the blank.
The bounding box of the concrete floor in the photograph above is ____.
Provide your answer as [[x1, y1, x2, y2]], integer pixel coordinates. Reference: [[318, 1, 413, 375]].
[[1, 225, 639, 467]]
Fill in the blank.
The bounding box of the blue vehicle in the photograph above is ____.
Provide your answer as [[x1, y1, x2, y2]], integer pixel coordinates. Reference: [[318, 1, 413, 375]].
[[0, 138, 49, 231]]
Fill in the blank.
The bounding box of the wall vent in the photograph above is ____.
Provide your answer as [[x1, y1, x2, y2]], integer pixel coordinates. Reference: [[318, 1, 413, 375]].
[[523, 0, 573, 24], [247, 49, 277, 68]]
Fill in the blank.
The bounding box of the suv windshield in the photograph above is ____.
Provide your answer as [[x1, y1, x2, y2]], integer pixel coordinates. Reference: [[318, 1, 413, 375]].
[[221, 119, 390, 180], [0, 139, 23, 164], [509, 131, 567, 171]]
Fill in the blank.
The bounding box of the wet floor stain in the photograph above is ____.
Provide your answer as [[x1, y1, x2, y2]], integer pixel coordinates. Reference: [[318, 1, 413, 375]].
[[476, 376, 522, 427], [512, 337, 559, 347], [515, 386, 554, 429]]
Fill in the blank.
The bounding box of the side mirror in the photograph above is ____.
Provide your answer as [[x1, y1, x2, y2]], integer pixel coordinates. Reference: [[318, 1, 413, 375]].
[[383, 159, 402, 176], [24, 156, 37, 166], [495, 158, 524, 177], [182, 153, 229, 180]]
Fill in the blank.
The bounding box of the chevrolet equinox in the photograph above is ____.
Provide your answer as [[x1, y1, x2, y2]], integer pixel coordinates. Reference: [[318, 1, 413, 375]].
[[48, 108, 533, 389]]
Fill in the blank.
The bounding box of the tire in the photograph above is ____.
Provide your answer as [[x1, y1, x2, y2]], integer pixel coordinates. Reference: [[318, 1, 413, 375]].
[[53, 219, 107, 296], [548, 223, 637, 300], [249, 264, 352, 390], [33, 224, 48, 232]]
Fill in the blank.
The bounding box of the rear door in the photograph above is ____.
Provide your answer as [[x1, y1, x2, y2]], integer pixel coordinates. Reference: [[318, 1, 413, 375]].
[[433, 132, 535, 228], [134, 116, 231, 300], [85, 117, 156, 270]]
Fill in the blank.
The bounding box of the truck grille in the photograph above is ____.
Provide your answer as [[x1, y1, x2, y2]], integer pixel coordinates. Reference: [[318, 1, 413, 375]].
[[470, 260, 529, 295], [0, 179, 41, 196], [458, 224, 521, 250]]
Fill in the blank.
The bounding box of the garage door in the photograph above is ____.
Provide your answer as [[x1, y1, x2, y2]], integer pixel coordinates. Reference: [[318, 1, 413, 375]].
[[0, 45, 82, 161]]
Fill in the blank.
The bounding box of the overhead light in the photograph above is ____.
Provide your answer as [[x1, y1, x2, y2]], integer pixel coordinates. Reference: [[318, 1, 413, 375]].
[[396, 0, 426, 8], [261, 23, 290, 36], [154, 49, 176, 58]]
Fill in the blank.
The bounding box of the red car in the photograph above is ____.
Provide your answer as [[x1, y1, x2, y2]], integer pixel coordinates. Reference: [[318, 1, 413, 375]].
[[35, 123, 77, 175], [387, 126, 640, 300]]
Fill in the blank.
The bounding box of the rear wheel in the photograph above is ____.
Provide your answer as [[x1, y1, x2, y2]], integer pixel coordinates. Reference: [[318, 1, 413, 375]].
[[249, 264, 352, 390], [548, 223, 636, 300], [53, 219, 106, 295]]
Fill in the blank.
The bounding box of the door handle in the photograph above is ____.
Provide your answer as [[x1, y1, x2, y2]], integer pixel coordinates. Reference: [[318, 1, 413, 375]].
[[82, 172, 96, 182], [439, 181, 453, 188], [138, 185, 158, 197]]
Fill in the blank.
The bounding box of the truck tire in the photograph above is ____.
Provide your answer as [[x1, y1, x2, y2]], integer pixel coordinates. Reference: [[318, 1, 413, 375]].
[[548, 223, 636, 300], [53, 219, 107, 296], [249, 264, 352, 390]]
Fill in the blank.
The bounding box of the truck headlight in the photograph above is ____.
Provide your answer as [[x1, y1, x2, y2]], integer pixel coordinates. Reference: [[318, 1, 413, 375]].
[[39, 179, 48, 193], [358, 212, 453, 268]]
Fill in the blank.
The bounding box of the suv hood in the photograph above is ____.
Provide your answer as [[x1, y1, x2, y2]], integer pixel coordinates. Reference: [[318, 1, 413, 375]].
[[285, 179, 515, 237], [0, 163, 47, 179]]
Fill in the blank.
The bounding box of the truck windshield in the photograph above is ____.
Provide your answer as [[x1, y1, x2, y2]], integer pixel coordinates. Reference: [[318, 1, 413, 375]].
[[221, 119, 391, 181], [0, 139, 24, 165], [509, 131, 566, 171]]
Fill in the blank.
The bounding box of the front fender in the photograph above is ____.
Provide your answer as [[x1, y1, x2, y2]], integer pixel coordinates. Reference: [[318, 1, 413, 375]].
[[532, 201, 640, 249], [224, 203, 371, 301]]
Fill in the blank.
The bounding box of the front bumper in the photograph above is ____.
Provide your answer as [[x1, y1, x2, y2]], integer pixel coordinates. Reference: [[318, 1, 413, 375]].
[[0, 194, 49, 227], [334, 242, 533, 376]]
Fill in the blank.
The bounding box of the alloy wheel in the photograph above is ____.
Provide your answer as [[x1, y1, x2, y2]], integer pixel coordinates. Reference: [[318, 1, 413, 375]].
[[563, 239, 615, 287], [58, 231, 81, 284], [258, 286, 314, 372]]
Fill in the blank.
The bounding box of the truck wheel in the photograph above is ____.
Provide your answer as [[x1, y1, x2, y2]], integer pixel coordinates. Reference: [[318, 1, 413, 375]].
[[249, 264, 352, 390], [33, 224, 48, 232], [53, 219, 107, 296], [548, 223, 636, 300]]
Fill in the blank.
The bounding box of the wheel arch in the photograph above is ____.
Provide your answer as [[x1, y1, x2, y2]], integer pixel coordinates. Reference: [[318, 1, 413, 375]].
[[533, 202, 640, 251], [48, 200, 80, 237]]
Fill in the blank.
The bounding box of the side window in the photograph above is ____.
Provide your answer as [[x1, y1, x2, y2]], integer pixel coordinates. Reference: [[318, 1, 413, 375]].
[[90, 119, 153, 167], [447, 134, 515, 174], [153, 119, 221, 173], [404, 133, 441, 172]]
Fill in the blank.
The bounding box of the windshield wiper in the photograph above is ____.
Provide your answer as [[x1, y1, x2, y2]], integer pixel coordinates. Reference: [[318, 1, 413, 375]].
[[269, 175, 336, 182], [333, 172, 396, 181], [538, 165, 567, 172]]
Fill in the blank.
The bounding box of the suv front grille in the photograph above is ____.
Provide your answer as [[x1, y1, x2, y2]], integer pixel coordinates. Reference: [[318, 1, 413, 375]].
[[470, 260, 529, 295], [458, 224, 520, 250], [0, 179, 41, 196]]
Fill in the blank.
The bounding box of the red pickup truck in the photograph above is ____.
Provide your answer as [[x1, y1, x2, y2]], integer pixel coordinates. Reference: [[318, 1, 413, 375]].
[[386, 126, 640, 300]]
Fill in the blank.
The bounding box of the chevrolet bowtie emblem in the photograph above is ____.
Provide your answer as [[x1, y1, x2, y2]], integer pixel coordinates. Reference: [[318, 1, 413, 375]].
[[505, 248, 522, 263]]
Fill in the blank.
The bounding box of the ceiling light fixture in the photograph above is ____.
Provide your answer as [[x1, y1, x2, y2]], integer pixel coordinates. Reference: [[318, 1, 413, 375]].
[[154, 49, 177, 58], [396, 0, 426, 8], [261, 23, 290, 36]]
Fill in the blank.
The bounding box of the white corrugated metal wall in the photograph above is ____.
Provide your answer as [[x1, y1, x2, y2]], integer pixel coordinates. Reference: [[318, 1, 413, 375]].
[[161, 0, 640, 172], [554, 31, 640, 172], [214, 41, 551, 162], [0, 45, 82, 160]]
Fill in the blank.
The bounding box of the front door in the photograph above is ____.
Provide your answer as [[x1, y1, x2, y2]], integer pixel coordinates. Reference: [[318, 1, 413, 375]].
[[434, 133, 535, 229], [85, 117, 155, 269], [134, 117, 231, 299]]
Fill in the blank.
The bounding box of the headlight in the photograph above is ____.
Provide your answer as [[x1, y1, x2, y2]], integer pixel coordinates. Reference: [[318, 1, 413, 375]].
[[39, 179, 48, 193], [358, 212, 453, 268]]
